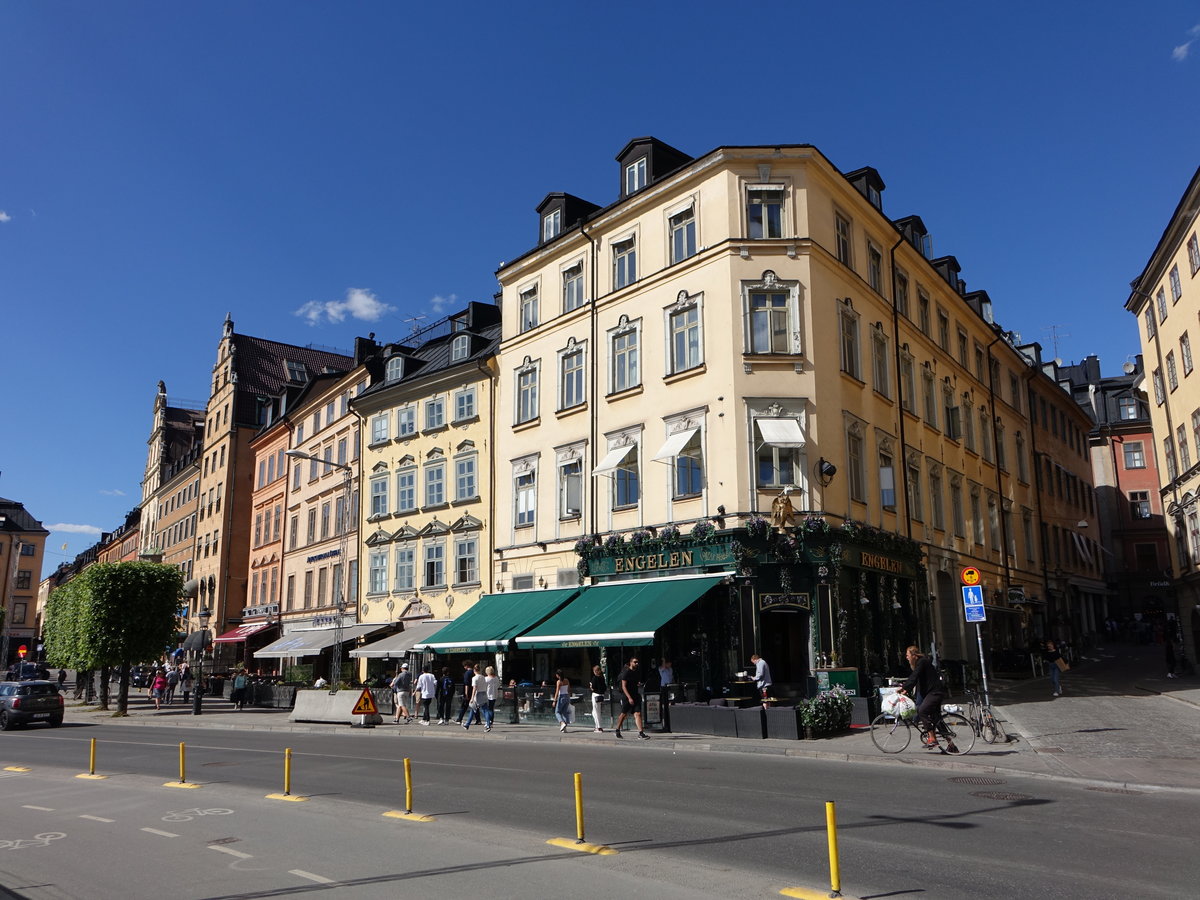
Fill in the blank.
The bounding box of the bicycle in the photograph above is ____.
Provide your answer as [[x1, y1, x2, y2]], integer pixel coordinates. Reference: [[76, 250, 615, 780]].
[[870, 702, 976, 755], [962, 689, 1005, 744]]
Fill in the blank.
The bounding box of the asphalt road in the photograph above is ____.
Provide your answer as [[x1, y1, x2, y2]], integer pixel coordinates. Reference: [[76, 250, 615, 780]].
[[1, 721, 1196, 899]]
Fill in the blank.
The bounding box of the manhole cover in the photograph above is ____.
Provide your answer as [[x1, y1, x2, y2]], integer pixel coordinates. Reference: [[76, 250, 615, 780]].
[[948, 776, 1007, 785], [1086, 786, 1143, 795], [970, 791, 1032, 801]]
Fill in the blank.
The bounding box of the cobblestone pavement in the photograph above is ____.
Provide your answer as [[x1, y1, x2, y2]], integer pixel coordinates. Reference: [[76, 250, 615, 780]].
[[60, 641, 1200, 794]]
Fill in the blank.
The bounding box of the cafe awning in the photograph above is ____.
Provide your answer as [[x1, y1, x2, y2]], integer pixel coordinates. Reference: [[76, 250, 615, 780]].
[[349, 620, 451, 658], [254, 624, 387, 659], [416, 588, 582, 653], [180, 629, 211, 652], [515, 572, 729, 649], [213, 622, 276, 643]]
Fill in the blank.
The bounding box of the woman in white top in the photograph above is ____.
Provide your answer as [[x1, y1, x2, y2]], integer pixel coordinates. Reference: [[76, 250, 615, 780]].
[[415, 665, 438, 725], [553, 669, 572, 733], [482, 666, 501, 731]]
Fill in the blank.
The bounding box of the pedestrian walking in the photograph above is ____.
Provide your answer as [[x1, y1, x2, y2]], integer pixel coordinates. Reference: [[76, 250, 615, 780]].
[[463, 664, 484, 729], [589, 664, 607, 732], [231, 668, 249, 709], [165, 666, 179, 704], [415, 665, 438, 724], [553, 669, 573, 733], [56, 669, 67, 691], [149, 669, 168, 711], [1165, 639, 1178, 679], [391, 663, 413, 724], [613, 657, 649, 740], [482, 666, 500, 732], [179, 663, 193, 704], [456, 660, 475, 724], [1044, 640, 1066, 697], [436, 666, 454, 724]]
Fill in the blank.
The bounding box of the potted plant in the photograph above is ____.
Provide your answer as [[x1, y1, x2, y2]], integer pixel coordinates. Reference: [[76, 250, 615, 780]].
[[799, 686, 853, 738]]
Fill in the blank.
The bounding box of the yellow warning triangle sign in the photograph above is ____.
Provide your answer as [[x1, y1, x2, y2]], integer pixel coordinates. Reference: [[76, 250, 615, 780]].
[[351, 688, 378, 715]]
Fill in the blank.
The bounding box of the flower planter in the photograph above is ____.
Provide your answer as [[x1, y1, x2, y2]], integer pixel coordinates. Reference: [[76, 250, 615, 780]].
[[764, 706, 803, 740], [734, 705, 766, 739], [710, 705, 738, 737]]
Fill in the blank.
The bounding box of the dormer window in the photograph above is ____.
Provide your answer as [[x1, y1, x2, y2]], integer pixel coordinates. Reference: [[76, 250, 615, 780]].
[[451, 334, 470, 362], [385, 357, 404, 383], [542, 209, 561, 242], [625, 158, 647, 194], [285, 360, 308, 383]]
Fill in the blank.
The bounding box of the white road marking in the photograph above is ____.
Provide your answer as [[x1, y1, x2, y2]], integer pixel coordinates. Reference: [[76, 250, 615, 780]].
[[79, 815, 115, 823], [22, 806, 54, 811], [290, 870, 334, 884], [140, 827, 179, 837], [209, 845, 253, 859]]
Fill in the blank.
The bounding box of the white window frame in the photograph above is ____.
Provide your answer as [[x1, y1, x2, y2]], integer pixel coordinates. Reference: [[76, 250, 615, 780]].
[[396, 467, 417, 513], [394, 545, 415, 592], [371, 413, 389, 444], [369, 474, 389, 518], [666, 292, 703, 374], [899, 348, 915, 413], [840, 302, 861, 379], [834, 212, 852, 265], [519, 285, 539, 333], [425, 461, 446, 507], [625, 157, 646, 194], [454, 537, 478, 586], [542, 208, 561, 242], [516, 358, 540, 424], [608, 318, 640, 393], [669, 205, 697, 264], [562, 261, 585, 312], [454, 388, 476, 421], [558, 340, 586, 410], [455, 454, 477, 501], [558, 452, 583, 520], [423, 542, 446, 588], [385, 357, 404, 383], [425, 397, 445, 430], [613, 234, 637, 290], [514, 459, 537, 528], [368, 548, 389, 594], [871, 325, 889, 397], [747, 185, 785, 239], [450, 334, 470, 362]]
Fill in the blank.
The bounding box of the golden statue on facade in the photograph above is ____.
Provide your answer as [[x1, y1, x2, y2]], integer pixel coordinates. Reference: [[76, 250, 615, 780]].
[[770, 488, 795, 533]]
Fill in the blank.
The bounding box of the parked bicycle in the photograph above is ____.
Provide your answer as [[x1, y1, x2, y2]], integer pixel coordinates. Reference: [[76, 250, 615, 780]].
[[962, 689, 1006, 744], [870, 702, 976, 755]]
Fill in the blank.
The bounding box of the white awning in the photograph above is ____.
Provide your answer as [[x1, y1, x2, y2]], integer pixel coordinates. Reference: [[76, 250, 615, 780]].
[[756, 417, 805, 448], [592, 443, 636, 476], [254, 624, 386, 659], [349, 620, 451, 658], [652, 428, 699, 462]]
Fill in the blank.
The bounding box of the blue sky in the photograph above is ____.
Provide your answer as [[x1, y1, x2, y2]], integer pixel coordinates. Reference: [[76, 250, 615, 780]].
[[2, 2, 1198, 573]]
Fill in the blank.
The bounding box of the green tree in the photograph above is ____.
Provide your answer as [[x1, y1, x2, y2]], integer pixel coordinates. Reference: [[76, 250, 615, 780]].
[[42, 562, 183, 715]]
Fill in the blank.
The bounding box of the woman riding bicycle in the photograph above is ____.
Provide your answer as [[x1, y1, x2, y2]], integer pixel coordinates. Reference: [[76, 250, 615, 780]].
[[897, 645, 957, 753]]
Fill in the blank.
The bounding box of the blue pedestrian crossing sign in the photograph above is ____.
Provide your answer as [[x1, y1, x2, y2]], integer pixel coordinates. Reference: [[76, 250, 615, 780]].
[[961, 585, 987, 623]]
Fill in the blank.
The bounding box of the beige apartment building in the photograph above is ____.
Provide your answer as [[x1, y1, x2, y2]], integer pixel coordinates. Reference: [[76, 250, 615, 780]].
[[349, 304, 501, 680], [1126, 164, 1200, 662], [486, 138, 1045, 689], [189, 315, 353, 651], [139, 379, 204, 570], [257, 364, 368, 680], [1, 498, 49, 669]]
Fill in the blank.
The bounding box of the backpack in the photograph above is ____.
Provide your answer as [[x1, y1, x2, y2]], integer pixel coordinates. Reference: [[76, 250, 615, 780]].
[[167, 670, 179, 686]]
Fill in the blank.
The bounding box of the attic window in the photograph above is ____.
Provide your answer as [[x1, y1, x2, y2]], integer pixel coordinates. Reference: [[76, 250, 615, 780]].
[[285, 360, 308, 383], [451, 334, 470, 362], [386, 357, 404, 383], [625, 158, 647, 194], [542, 209, 561, 241]]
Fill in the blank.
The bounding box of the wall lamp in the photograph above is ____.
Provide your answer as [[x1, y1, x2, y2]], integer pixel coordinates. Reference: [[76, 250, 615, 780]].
[[817, 457, 837, 486]]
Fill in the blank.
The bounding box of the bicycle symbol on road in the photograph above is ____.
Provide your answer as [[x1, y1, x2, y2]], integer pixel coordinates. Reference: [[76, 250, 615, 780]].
[[0, 832, 66, 851], [162, 807, 234, 823]]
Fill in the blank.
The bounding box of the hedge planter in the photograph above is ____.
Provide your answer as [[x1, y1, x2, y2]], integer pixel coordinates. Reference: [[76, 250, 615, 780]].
[[734, 705, 766, 739], [710, 705, 738, 737], [668, 703, 715, 735], [764, 706, 803, 740]]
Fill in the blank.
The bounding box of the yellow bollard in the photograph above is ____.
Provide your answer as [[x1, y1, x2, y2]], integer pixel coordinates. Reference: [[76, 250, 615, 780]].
[[825, 800, 842, 898], [179, 742, 186, 784], [404, 758, 413, 814], [89, 738, 96, 776], [284, 748, 292, 796], [574, 772, 585, 844]]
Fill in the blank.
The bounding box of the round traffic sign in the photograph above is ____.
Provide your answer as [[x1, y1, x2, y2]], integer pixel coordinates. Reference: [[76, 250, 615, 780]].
[[960, 567, 981, 586]]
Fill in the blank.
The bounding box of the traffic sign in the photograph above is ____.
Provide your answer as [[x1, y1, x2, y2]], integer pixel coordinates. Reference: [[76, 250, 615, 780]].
[[351, 688, 378, 716], [960, 567, 981, 586], [17, 645, 27, 659], [961, 585, 987, 623]]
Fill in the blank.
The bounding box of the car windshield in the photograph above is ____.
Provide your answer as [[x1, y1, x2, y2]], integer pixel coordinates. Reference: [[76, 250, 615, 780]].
[[19, 684, 57, 697]]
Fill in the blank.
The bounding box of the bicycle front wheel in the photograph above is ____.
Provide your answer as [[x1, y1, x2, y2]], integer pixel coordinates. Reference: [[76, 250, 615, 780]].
[[938, 712, 976, 754], [980, 707, 1004, 744], [870, 713, 912, 753]]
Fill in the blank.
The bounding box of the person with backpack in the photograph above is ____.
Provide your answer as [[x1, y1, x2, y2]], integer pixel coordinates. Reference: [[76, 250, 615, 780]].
[[165, 667, 180, 704], [231, 668, 249, 710], [436, 666, 455, 724], [179, 663, 193, 704]]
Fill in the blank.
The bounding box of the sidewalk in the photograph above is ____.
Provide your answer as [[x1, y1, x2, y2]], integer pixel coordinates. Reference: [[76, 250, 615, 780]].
[[67, 643, 1200, 794]]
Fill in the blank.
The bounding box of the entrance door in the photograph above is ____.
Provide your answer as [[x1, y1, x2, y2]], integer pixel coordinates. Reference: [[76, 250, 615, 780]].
[[760, 609, 810, 687]]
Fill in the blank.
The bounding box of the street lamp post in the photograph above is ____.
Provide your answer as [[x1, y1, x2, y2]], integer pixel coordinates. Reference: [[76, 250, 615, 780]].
[[192, 606, 211, 716], [285, 449, 355, 690]]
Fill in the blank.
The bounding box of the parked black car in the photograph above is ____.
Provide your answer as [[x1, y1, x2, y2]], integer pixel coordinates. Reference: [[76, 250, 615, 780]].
[[0, 680, 65, 730], [6, 662, 43, 681]]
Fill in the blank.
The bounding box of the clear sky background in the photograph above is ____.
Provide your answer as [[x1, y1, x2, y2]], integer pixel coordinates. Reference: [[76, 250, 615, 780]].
[[2, 2, 1198, 574]]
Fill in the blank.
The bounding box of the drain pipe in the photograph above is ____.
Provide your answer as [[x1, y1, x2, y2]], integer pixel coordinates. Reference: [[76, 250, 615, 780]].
[[581, 222, 600, 540], [886, 234, 911, 540]]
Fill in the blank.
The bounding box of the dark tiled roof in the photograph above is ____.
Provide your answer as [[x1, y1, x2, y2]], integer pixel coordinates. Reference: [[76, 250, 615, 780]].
[[230, 335, 353, 426], [0, 498, 49, 535]]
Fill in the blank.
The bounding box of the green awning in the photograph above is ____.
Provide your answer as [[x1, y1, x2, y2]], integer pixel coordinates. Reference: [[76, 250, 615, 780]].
[[514, 573, 728, 649], [416, 588, 582, 654]]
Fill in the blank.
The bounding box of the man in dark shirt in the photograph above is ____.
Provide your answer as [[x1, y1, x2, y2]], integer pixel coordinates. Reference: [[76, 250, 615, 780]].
[[613, 657, 649, 740], [456, 660, 475, 724], [589, 664, 608, 733]]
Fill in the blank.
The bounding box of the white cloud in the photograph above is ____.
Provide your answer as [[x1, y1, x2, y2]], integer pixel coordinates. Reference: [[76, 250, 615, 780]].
[[295, 287, 396, 326], [48, 523, 103, 535], [1173, 40, 1192, 61], [1191, 23, 1200, 36], [98, 488, 126, 497], [429, 293, 457, 314], [0, 211, 11, 222]]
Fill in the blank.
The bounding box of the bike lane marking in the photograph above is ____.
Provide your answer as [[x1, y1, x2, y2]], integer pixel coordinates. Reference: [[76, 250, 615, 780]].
[[290, 870, 334, 884], [79, 815, 114, 823], [140, 827, 179, 837]]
